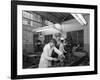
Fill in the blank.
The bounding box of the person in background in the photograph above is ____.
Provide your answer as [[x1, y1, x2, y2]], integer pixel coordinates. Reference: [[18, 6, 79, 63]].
[[63, 38, 74, 64], [59, 38, 67, 54], [58, 38, 66, 66], [39, 39, 63, 68], [36, 40, 43, 52]]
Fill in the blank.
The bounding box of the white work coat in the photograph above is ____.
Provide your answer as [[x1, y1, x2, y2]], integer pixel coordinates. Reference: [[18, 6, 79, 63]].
[[39, 43, 62, 68], [59, 43, 64, 53]]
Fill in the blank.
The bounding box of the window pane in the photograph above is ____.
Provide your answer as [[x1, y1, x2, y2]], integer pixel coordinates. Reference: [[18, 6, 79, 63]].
[[23, 11, 31, 19], [30, 21, 34, 27], [22, 18, 29, 25], [78, 30, 84, 47], [71, 31, 77, 43], [30, 14, 33, 20]]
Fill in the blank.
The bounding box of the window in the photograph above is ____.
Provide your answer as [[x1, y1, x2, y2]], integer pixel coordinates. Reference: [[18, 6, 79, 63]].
[[22, 11, 43, 28], [44, 35, 53, 44], [22, 18, 30, 25], [67, 30, 84, 47]]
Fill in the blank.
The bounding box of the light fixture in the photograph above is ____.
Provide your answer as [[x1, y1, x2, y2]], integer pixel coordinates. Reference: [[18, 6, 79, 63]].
[[33, 24, 62, 33], [36, 28, 51, 32], [71, 13, 87, 25], [54, 23, 62, 32], [54, 23, 61, 29], [77, 14, 87, 25], [32, 25, 53, 32]]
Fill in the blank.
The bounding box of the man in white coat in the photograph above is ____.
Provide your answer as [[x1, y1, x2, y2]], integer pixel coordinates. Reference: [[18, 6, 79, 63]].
[[39, 39, 63, 68]]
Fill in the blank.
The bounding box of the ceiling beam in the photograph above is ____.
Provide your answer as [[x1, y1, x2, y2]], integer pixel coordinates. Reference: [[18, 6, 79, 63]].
[[48, 12, 61, 21], [25, 11, 73, 23], [32, 11, 61, 23]]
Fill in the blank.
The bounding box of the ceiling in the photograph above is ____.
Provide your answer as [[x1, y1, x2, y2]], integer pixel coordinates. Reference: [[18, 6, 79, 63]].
[[27, 11, 74, 23]]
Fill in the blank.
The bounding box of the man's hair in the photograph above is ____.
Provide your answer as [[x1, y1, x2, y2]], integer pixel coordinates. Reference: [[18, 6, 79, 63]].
[[61, 40, 64, 43], [50, 38, 57, 45]]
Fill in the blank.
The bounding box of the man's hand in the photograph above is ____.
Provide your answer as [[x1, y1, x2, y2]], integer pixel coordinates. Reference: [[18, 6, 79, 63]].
[[58, 54, 65, 61], [53, 58, 59, 61]]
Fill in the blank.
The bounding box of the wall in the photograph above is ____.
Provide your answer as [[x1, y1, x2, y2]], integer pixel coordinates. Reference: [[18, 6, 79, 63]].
[[23, 29, 34, 53], [83, 15, 90, 52]]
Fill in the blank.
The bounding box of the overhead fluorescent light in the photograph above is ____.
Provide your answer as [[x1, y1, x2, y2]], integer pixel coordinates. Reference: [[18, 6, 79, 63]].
[[77, 14, 87, 25], [32, 25, 53, 32], [55, 23, 61, 29], [71, 13, 84, 25], [33, 24, 62, 32], [53, 23, 62, 32], [36, 28, 52, 32], [71, 13, 87, 25]]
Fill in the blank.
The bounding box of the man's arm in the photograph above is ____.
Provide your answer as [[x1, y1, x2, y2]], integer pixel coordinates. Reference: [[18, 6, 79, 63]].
[[53, 47, 62, 56], [54, 47, 65, 60]]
